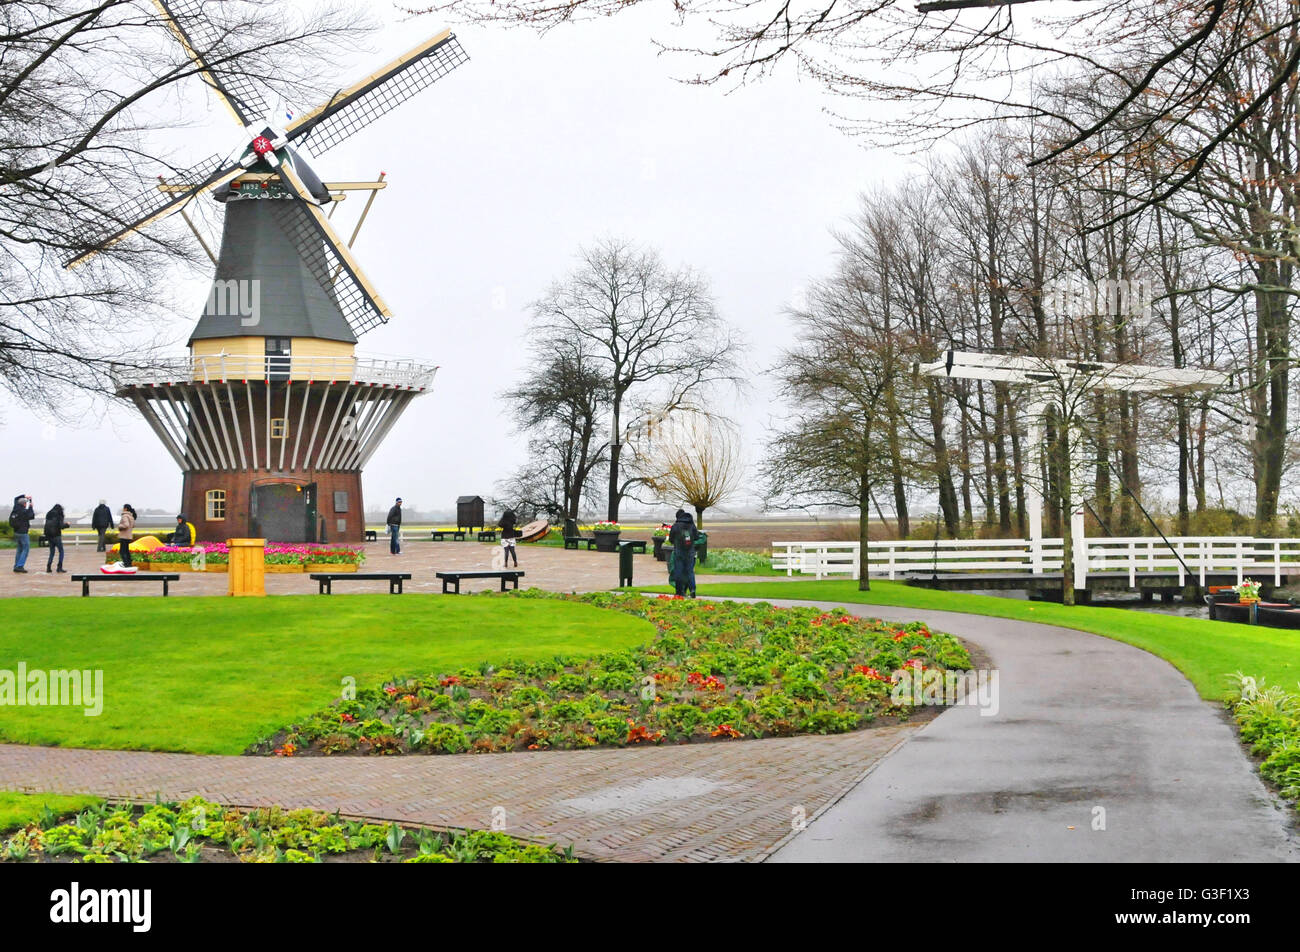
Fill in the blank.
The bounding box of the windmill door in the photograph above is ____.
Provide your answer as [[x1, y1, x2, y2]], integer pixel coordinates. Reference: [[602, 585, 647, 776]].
[[265, 337, 291, 381], [303, 483, 319, 543], [251, 483, 309, 543]]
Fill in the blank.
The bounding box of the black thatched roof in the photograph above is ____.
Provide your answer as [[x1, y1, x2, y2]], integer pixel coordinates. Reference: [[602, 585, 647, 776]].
[[188, 198, 357, 345]]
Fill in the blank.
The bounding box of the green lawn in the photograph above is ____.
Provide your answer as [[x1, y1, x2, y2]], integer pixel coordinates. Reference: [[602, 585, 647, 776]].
[[640, 579, 1300, 700], [0, 594, 652, 754], [0, 792, 102, 833]]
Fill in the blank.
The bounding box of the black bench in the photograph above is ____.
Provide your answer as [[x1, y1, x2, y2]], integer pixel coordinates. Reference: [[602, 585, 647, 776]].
[[564, 535, 597, 550], [310, 572, 411, 595], [71, 573, 181, 597], [622, 540, 647, 554], [477, 529, 497, 541], [364, 530, 378, 542], [431, 529, 468, 541], [436, 570, 524, 594]]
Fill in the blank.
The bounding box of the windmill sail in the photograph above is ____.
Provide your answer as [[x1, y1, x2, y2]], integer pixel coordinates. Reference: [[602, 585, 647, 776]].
[[286, 32, 468, 156], [274, 162, 391, 337], [151, 0, 272, 127], [64, 155, 236, 267]]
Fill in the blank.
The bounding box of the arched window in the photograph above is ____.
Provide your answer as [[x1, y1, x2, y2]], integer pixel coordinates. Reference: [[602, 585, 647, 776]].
[[206, 489, 226, 521]]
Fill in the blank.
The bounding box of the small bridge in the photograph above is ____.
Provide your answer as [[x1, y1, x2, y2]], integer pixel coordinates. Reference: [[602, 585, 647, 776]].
[[772, 536, 1300, 602]]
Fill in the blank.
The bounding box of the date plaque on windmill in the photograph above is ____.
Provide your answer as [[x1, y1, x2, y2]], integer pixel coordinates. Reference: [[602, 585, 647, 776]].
[[72, 2, 469, 544], [457, 495, 484, 533]]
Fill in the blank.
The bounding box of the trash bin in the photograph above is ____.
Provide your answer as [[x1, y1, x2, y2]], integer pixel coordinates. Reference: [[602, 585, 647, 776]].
[[227, 537, 265, 597], [694, 531, 708, 565], [618, 540, 636, 587]]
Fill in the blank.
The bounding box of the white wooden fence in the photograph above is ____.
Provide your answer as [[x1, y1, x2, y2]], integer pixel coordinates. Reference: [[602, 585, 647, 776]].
[[773, 536, 1300, 587]]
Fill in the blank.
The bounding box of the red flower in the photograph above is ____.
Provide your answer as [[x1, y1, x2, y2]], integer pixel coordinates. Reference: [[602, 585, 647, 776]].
[[439, 676, 460, 687]]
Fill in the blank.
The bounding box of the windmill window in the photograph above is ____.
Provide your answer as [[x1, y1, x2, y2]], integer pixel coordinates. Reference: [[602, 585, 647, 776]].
[[271, 418, 288, 440], [206, 490, 226, 521]]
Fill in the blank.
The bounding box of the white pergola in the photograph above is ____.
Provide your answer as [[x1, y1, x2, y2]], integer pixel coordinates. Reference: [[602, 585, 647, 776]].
[[917, 350, 1230, 574]]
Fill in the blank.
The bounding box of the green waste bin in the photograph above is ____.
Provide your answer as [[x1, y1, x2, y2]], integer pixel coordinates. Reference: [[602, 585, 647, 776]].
[[618, 540, 636, 587], [694, 531, 708, 565]]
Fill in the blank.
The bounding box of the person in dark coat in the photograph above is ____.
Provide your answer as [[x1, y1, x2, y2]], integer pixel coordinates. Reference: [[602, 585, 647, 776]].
[[43, 504, 69, 573], [499, 509, 520, 567], [386, 497, 403, 555], [170, 516, 192, 547], [91, 500, 112, 552], [9, 494, 34, 574], [667, 509, 700, 597]]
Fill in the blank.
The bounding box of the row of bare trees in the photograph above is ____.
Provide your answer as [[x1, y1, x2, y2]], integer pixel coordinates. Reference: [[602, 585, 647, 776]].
[[765, 66, 1300, 556]]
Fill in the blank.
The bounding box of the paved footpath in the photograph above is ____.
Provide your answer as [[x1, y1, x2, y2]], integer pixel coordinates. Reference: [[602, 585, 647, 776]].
[[0, 726, 916, 863], [761, 601, 1299, 863], [3, 595, 1296, 861]]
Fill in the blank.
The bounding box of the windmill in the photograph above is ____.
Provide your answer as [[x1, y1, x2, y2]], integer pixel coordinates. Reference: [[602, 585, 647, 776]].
[[66, 1, 468, 544]]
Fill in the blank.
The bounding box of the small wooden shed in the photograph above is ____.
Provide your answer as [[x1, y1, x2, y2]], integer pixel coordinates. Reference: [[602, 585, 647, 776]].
[[456, 495, 485, 532]]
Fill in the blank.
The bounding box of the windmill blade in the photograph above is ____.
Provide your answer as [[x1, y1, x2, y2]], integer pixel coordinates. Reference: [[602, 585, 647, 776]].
[[286, 31, 467, 157], [275, 161, 392, 337], [152, 0, 271, 127], [64, 154, 239, 268]]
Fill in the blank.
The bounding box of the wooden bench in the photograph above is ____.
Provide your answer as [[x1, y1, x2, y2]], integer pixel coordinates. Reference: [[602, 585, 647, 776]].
[[364, 530, 378, 542], [310, 572, 412, 595], [435, 570, 525, 594], [71, 573, 181, 597], [431, 529, 468, 542], [477, 529, 497, 541]]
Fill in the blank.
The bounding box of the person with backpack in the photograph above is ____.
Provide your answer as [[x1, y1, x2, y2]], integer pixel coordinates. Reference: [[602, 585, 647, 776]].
[[91, 500, 112, 552], [386, 497, 403, 555], [9, 494, 35, 574], [115, 504, 137, 569], [43, 504, 69, 574], [667, 508, 700, 598]]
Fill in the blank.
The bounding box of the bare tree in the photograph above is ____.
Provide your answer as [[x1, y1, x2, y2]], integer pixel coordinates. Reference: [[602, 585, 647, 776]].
[[410, 0, 1299, 216], [634, 411, 745, 527], [530, 237, 743, 521], [498, 339, 610, 522]]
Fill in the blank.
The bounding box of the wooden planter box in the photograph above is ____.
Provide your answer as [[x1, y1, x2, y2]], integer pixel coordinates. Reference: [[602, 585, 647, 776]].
[[206, 563, 229, 573], [264, 563, 304, 574], [305, 562, 359, 573], [593, 530, 621, 553]]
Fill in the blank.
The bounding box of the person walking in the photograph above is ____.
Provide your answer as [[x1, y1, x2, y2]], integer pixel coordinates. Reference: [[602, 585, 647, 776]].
[[499, 509, 520, 568], [91, 499, 112, 552], [43, 504, 69, 574], [9, 494, 35, 574], [116, 503, 137, 569], [667, 508, 700, 598], [386, 497, 403, 555]]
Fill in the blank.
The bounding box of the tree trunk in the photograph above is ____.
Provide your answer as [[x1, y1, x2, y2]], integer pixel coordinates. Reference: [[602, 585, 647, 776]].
[[858, 471, 872, 592], [1058, 422, 1075, 607]]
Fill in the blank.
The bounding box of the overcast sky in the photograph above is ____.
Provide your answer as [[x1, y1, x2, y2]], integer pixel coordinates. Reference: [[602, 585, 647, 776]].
[[2, 3, 915, 519]]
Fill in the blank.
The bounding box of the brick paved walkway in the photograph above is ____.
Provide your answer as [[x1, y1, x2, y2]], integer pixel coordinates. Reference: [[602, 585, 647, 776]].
[[0, 541, 781, 598], [0, 725, 917, 862]]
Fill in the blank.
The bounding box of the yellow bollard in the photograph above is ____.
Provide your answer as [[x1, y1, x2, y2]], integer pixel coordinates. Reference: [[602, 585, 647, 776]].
[[227, 538, 266, 597]]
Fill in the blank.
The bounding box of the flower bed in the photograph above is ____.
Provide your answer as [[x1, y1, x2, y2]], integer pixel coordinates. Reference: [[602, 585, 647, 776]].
[[1, 797, 573, 864], [116, 543, 365, 571], [1228, 673, 1300, 810], [253, 592, 973, 757]]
